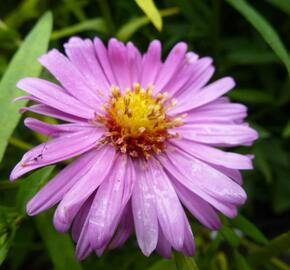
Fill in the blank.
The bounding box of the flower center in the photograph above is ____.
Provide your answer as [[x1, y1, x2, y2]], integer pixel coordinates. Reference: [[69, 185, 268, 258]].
[[95, 84, 183, 159]]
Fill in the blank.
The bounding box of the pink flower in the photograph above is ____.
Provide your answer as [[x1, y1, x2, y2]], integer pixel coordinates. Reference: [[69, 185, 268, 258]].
[[11, 37, 258, 259]]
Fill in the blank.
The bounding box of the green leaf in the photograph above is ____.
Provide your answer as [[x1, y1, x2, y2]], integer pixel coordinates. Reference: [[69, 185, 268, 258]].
[[220, 226, 240, 247], [51, 18, 106, 40], [232, 214, 268, 245], [116, 7, 179, 41], [0, 207, 19, 265], [135, 0, 162, 31], [248, 230, 290, 267], [226, 0, 290, 76], [148, 259, 176, 270], [228, 89, 273, 104], [282, 120, 290, 138], [16, 166, 55, 215], [266, 0, 290, 15], [0, 12, 53, 163], [174, 252, 199, 270], [234, 251, 252, 270], [36, 211, 83, 270]]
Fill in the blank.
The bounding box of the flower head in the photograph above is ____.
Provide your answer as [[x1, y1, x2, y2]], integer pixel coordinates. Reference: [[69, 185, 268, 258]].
[[11, 37, 258, 259]]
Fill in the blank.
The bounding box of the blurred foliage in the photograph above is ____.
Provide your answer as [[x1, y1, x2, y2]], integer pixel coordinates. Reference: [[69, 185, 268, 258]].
[[0, 0, 290, 269]]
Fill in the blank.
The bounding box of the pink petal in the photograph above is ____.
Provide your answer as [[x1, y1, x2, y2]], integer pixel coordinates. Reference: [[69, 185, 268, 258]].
[[156, 224, 172, 259], [108, 38, 131, 91], [176, 123, 258, 146], [159, 148, 247, 206], [94, 37, 117, 86], [39, 49, 101, 108], [132, 161, 158, 256], [167, 56, 213, 97], [88, 156, 135, 249], [148, 158, 185, 250], [171, 77, 235, 115], [140, 40, 162, 88], [20, 104, 86, 123], [109, 202, 134, 249], [10, 128, 103, 180], [24, 117, 93, 137], [127, 42, 142, 85], [173, 180, 221, 230], [17, 78, 96, 119], [154, 42, 188, 93], [26, 150, 98, 215], [181, 216, 195, 256], [171, 140, 253, 169], [72, 194, 94, 243], [64, 37, 109, 101], [53, 146, 116, 232]]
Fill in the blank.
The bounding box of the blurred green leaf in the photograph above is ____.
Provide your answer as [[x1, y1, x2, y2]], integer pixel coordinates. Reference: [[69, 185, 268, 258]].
[[228, 89, 273, 104], [135, 0, 162, 31], [16, 166, 55, 215], [5, 0, 40, 28], [36, 211, 83, 270], [148, 259, 176, 270], [220, 226, 240, 247], [253, 145, 273, 183], [232, 214, 268, 245], [234, 251, 252, 270], [0, 207, 19, 265], [51, 18, 106, 40], [248, 230, 290, 267], [226, 0, 290, 76], [282, 120, 290, 138], [266, 0, 290, 15], [0, 12, 52, 163], [116, 7, 179, 41], [174, 252, 199, 270], [61, 0, 87, 22]]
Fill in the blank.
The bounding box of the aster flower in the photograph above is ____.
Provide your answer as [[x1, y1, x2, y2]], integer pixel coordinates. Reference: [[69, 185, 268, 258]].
[[11, 37, 258, 259]]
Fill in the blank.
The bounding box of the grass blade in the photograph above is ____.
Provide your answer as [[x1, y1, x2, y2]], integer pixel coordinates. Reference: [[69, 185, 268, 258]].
[[226, 0, 290, 76], [0, 12, 53, 162]]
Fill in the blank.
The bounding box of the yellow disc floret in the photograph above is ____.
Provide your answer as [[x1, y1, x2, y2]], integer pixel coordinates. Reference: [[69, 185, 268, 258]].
[[94, 83, 184, 159]]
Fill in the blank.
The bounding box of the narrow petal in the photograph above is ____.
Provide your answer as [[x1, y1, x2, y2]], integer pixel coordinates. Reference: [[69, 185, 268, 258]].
[[127, 42, 142, 84], [26, 150, 98, 215], [88, 156, 135, 249], [173, 180, 221, 230], [75, 218, 93, 260], [154, 42, 188, 93], [53, 146, 116, 232], [156, 224, 172, 259], [132, 161, 158, 256], [171, 140, 253, 169], [181, 216, 195, 256], [64, 37, 109, 101], [140, 40, 162, 88], [149, 158, 185, 250], [10, 129, 103, 180], [166, 56, 213, 97], [17, 78, 96, 119], [94, 37, 117, 86], [183, 102, 247, 124], [39, 49, 101, 108], [108, 38, 131, 91], [176, 123, 258, 146], [109, 202, 134, 249], [24, 118, 94, 137], [171, 77, 235, 115], [72, 194, 94, 243], [20, 104, 86, 123], [159, 148, 247, 206]]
